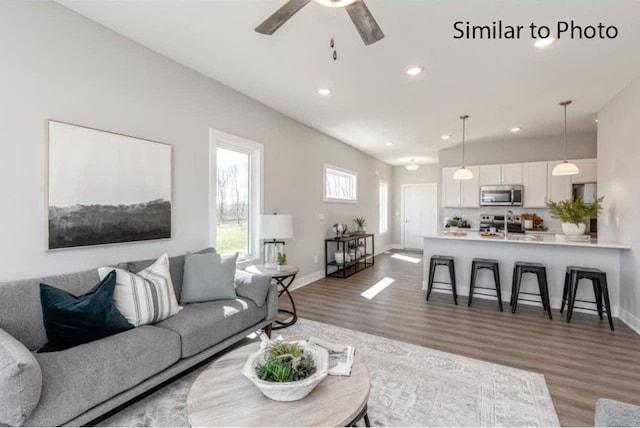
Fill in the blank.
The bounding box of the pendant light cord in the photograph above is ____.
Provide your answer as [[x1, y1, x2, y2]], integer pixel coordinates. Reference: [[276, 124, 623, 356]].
[[460, 115, 469, 168], [563, 103, 567, 161]]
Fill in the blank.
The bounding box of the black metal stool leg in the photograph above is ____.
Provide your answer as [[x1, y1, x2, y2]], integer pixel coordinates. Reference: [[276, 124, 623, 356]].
[[560, 271, 569, 314], [593, 280, 604, 320], [468, 262, 477, 307], [511, 266, 522, 314], [493, 265, 503, 312], [449, 260, 458, 305], [599, 275, 615, 331], [539, 268, 552, 320], [426, 260, 435, 301], [567, 270, 578, 322]]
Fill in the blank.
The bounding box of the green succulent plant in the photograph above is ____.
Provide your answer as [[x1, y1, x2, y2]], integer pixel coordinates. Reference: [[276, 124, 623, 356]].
[[256, 341, 316, 382], [276, 252, 287, 265]]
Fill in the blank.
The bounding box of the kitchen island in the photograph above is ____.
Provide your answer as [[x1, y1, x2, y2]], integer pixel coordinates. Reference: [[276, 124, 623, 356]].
[[423, 232, 629, 316]]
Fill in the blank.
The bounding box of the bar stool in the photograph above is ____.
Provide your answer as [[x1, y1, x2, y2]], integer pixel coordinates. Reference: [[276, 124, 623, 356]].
[[426, 255, 458, 305], [560, 266, 614, 330], [468, 258, 503, 312], [511, 262, 553, 319]]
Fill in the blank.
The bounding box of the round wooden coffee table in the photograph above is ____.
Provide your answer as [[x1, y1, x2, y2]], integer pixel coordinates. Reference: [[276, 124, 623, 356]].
[[187, 341, 371, 427]]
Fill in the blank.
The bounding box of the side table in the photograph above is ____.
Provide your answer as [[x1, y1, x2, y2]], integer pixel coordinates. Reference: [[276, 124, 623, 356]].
[[246, 264, 299, 330]]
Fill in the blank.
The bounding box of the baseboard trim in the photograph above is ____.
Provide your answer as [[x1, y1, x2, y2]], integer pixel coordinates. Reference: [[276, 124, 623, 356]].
[[618, 307, 640, 335], [290, 269, 325, 292]]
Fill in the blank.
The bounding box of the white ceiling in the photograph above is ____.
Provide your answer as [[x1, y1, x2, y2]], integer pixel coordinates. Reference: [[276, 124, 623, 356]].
[[56, 0, 640, 166]]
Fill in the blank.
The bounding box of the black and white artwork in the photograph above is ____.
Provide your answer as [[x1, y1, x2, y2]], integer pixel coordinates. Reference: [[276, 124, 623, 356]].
[[47, 120, 172, 249]]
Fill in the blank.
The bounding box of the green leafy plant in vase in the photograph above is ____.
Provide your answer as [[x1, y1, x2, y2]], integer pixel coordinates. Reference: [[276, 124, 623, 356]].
[[354, 217, 367, 234], [256, 341, 316, 382], [546, 196, 603, 235], [447, 218, 461, 234], [276, 252, 287, 271]]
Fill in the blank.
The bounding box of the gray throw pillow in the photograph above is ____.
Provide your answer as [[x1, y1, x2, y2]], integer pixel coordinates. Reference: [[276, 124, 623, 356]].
[[0, 328, 42, 426], [235, 270, 272, 307], [181, 253, 238, 303]]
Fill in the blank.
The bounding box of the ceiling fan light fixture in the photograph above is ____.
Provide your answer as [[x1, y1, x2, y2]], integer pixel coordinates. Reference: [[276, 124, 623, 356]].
[[454, 115, 473, 180], [314, 0, 357, 7], [552, 100, 580, 176]]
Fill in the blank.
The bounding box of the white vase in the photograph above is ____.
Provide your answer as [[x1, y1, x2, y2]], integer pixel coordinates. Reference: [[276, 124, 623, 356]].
[[449, 226, 459, 234], [562, 222, 586, 235], [334, 252, 344, 264]]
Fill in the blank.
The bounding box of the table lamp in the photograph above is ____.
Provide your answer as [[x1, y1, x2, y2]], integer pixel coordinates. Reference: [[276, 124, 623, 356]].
[[260, 213, 293, 269]]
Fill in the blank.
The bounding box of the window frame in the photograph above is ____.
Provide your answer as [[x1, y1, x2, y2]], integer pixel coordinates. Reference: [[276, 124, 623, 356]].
[[379, 180, 389, 234], [323, 164, 358, 204], [209, 129, 263, 262]]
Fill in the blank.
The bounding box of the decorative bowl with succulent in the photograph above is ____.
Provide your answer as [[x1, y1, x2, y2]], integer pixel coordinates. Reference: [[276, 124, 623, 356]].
[[242, 340, 329, 402]]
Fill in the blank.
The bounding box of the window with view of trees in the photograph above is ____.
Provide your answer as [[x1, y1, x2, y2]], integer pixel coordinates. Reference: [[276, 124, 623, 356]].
[[324, 165, 357, 203], [211, 131, 262, 260], [216, 147, 250, 255]]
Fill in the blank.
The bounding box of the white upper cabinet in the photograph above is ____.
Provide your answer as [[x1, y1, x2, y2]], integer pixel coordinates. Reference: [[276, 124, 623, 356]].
[[479, 164, 502, 185], [461, 166, 480, 207], [571, 158, 597, 184], [501, 163, 523, 185], [522, 162, 548, 208], [547, 161, 573, 202], [442, 167, 461, 207], [442, 166, 480, 208], [479, 163, 522, 185]]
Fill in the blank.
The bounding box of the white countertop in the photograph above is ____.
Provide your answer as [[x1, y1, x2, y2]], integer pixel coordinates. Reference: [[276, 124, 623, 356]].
[[424, 231, 629, 250]]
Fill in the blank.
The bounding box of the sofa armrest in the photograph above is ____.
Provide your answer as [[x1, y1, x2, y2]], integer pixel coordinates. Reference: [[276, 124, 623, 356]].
[[0, 328, 43, 426], [234, 270, 272, 307], [595, 398, 640, 427]]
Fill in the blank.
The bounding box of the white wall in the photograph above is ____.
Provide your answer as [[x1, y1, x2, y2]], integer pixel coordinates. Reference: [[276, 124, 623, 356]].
[[0, 1, 392, 282], [438, 132, 597, 168], [391, 164, 440, 245], [598, 74, 640, 330]]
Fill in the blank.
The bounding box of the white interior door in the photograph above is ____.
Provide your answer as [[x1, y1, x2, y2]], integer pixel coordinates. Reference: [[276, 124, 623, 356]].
[[402, 183, 438, 249]]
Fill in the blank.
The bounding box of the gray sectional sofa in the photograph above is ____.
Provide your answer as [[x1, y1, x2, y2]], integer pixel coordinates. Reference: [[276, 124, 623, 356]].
[[0, 249, 277, 427]]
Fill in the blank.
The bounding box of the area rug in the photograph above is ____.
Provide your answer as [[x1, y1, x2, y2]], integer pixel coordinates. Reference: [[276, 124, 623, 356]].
[[98, 318, 559, 427]]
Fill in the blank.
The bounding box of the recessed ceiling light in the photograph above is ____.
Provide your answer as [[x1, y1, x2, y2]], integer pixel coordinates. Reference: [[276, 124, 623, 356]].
[[406, 66, 424, 76], [385, 141, 393, 146], [318, 88, 331, 96], [594, 118, 599, 123], [510, 127, 522, 133], [534, 37, 555, 48], [441, 135, 451, 140]]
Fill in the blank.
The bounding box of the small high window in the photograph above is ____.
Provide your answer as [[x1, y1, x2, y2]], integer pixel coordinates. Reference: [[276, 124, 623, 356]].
[[324, 165, 357, 203]]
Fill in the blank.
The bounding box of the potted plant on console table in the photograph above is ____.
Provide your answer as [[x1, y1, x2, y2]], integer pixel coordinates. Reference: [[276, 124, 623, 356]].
[[546, 196, 604, 235]]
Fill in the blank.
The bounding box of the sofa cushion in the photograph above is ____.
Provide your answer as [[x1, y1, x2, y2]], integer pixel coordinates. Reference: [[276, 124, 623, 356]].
[[25, 325, 181, 427], [99, 254, 181, 327], [180, 253, 238, 304], [0, 329, 42, 426], [39, 271, 133, 352], [156, 298, 267, 358], [234, 269, 272, 307], [119, 247, 216, 302]]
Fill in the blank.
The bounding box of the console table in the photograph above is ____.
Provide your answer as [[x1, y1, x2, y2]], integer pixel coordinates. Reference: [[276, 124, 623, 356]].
[[325, 234, 374, 279]]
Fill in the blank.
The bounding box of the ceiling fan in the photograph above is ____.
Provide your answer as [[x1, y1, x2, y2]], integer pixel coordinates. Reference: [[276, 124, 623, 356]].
[[255, 0, 385, 46]]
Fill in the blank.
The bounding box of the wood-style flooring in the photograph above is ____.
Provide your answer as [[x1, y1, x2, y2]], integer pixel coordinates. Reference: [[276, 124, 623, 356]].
[[279, 251, 640, 427]]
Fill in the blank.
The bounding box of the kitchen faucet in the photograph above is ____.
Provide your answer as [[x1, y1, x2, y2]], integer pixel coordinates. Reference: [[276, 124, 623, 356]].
[[505, 210, 514, 239]]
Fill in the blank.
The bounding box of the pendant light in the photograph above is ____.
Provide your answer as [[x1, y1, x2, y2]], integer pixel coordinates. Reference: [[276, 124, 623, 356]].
[[552, 100, 580, 176], [405, 159, 420, 171], [453, 115, 473, 180]]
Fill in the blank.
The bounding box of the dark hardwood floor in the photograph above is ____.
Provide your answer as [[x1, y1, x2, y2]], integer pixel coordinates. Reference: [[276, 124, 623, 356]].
[[280, 251, 640, 426]]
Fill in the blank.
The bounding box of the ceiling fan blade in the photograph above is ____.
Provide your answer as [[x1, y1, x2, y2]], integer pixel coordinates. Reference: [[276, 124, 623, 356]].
[[255, 0, 312, 35], [345, 0, 384, 45]]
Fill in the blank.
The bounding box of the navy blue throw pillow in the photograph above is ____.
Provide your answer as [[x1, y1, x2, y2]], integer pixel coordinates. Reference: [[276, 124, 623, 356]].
[[38, 270, 133, 353]]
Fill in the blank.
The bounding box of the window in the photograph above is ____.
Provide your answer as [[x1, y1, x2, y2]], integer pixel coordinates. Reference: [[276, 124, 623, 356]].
[[324, 165, 357, 203], [379, 180, 388, 234], [210, 130, 262, 260]]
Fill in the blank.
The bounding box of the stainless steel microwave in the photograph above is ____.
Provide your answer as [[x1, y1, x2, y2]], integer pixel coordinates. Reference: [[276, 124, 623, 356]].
[[480, 185, 523, 206]]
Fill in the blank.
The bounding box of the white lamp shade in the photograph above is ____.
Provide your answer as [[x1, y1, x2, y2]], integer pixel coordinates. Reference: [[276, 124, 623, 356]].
[[314, 0, 357, 7], [552, 161, 580, 176], [260, 214, 294, 240], [453, 167, 473, 180]]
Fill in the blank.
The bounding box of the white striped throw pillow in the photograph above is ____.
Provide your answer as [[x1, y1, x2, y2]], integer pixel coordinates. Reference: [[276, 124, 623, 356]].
[[98, 253, 181, 327]]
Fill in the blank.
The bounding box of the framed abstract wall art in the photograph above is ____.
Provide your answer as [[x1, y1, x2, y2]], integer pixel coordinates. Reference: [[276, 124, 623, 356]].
[[47, 120, 172, 249]]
